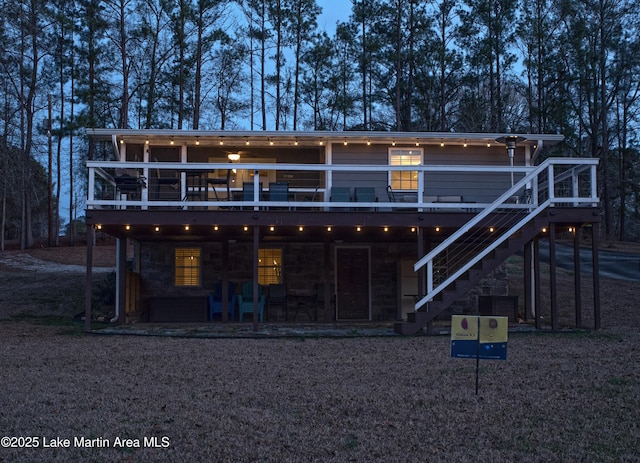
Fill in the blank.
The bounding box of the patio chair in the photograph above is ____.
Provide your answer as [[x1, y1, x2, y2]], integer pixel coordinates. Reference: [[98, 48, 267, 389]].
[[238, 282, 266, 322], [268, 182, 290, 210], [314, 282, 335, 318], [208, 280, 236, 321], [354, 187, 378, 210], [267, 283, 288, 321], [330, 186, 351, 210], [242, 182, 263, 209], [207, 168, 232, 202]]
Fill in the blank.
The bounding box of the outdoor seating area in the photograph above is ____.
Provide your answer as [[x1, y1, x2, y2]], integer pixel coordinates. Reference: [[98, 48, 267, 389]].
[[201, 282, 333, 323]]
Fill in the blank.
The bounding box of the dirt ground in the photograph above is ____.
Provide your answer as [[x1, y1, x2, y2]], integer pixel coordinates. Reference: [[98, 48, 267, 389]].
[[0, 243, 639, 462]]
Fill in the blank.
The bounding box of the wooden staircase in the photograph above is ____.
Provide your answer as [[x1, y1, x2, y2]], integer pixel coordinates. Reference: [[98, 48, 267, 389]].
[[394, 213, 549, 335]]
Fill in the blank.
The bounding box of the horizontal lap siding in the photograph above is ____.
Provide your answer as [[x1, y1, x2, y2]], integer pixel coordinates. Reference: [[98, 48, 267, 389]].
[[332, 144, 388, 200]]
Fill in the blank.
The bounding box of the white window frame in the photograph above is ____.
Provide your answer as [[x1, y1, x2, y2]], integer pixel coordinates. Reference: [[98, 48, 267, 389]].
[[388, 147, 423, 191]]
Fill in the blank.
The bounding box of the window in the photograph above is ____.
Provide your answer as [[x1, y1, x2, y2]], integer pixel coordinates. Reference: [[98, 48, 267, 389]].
[[175, 248, 201, 286], [258, 248, 282, 285], [389, 148, 422, 191]]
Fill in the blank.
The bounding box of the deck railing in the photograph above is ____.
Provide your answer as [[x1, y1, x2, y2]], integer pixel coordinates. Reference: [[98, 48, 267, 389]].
[[86, 159, 598, 212]]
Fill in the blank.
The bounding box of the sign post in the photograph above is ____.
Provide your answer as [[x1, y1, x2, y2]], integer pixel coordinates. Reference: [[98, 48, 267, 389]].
[[451, 315, 508, 394]]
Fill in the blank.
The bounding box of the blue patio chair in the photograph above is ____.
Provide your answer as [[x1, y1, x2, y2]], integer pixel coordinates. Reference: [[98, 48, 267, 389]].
[[354, 187, 377, 210], [208, 280, 236, 321], [268, 182, 290, 209], [242, 182, 263, 209], [330, 186, 351, 210], [238, 282, 266, 322]]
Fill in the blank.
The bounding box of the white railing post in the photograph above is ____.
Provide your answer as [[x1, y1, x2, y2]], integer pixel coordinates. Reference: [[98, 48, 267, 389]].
[[253, 170, 260, 211], [591, 164, 598, 206], [547, 164, 555, 205], [88, 167, 95, 207], [417, 169, 424, 212], [426, 260, 433, 296]]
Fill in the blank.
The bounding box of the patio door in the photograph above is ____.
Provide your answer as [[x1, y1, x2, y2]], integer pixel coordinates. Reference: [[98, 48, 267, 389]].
[[335, 247, 371, 320]]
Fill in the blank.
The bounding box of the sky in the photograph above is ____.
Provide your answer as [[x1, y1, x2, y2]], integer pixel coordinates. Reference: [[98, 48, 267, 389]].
[[316, 1, 349, 34]]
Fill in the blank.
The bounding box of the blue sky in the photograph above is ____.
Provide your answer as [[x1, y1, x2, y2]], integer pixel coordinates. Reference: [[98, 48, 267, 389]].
[[316, 1, 349, 34]]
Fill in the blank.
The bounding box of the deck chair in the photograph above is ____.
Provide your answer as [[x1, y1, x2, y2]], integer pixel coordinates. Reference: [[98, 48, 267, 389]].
[[208, 280, 236, 321], [238, 282, 266, 322], [330, 186, 351, 210], [267, 283, 288, 321], [268, 182, 290, 209], [207, 168, 232, 201], [354, 187, 377, 210], [242, 182, 263, 209]]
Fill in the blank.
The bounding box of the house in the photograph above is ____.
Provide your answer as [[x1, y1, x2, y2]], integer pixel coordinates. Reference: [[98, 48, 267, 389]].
[[83, 129, 601, 334]]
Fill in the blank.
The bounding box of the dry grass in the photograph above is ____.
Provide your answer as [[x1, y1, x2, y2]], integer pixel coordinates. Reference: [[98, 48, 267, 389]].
[[0, 246, 639, 462]]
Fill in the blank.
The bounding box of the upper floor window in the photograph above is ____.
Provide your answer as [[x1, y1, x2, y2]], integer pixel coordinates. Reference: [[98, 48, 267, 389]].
[[389, 148, 422, 191], [175, 247, 201, 287]]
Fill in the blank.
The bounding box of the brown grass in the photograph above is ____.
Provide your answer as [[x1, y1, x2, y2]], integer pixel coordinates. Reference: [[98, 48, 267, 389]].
[[0, 246, 639, 462]]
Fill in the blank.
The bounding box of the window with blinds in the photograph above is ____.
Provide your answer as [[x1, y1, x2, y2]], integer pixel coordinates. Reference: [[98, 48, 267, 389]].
[[258, 248, 282, 285], [174, 248, 201, 287]]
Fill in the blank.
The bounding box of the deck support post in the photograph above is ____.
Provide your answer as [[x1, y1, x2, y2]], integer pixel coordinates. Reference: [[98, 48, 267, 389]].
[[591, 224, 601, 330], [573, 226, 582, 328], [549, 222, 558, 331], [252, 225, 259, 332], [85, 226, 94, 332], [524, 240, 532, 322], [323, 239, 332, 322], [222, 240, 229, 322], [534, 236, 542, 330], [117, 237, 127, 323]]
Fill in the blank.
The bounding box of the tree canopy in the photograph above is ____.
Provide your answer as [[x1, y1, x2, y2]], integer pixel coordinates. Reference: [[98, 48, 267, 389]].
[[1, 0, 640, 244]]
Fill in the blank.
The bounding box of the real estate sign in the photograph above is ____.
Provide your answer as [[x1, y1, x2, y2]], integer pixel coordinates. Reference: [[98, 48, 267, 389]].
[[450, 315, 508, 360]]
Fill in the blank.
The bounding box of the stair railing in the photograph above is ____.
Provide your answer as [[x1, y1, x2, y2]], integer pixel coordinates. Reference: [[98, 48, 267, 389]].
[[413, 158, 599, 311]]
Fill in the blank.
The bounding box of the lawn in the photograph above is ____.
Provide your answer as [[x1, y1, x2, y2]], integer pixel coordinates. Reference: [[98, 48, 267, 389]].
[[0, 245, 638, 462]]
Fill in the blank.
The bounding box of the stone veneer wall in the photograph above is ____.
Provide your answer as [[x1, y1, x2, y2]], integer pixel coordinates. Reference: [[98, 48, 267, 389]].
[[136, 240, 419, 322], [134, 241, 513, 323]]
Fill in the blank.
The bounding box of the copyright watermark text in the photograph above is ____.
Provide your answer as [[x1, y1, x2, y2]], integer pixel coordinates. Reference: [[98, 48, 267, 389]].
[[1, 435, 170, 449]]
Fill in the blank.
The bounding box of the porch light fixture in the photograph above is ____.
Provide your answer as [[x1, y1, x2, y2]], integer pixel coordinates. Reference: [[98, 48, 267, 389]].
[[294, 139, 298, 146], [184, 225, 190, 231], [410, 227, 416, 233], [243, 226, 249, 232], [440, 140, 444, 147], [218, 137, 223, 145], [154, 226, 160, 232], [416, 140, 420, 146], [487, 142, 491, 147], [170, 137, 174, 145], [270, 226, 275, 232], [227, 153, 240, 162], [392, 139, 396, 146], [145, 138, 149, 145], [319, 140, 324, 146], [245, 138, 250, 145], [463, 139, 468, 148], [119, 138, 124, 145], [542, 227, 547, 233], [383, 226, 389, 232], [489, 227, 495, 233], [195, 137, 200, 145], [343, 139, 348, 146], [356, 226, 361, 232], [269, 138, 274, 145], [96, 224, 102, 230], [327, 226, 332, 232], [299, 226, 304, 232], [125, 225, 131, 231], [367, 139, 371, 146], [435, 226, 440, 232], [213, 225, 219, 231]]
